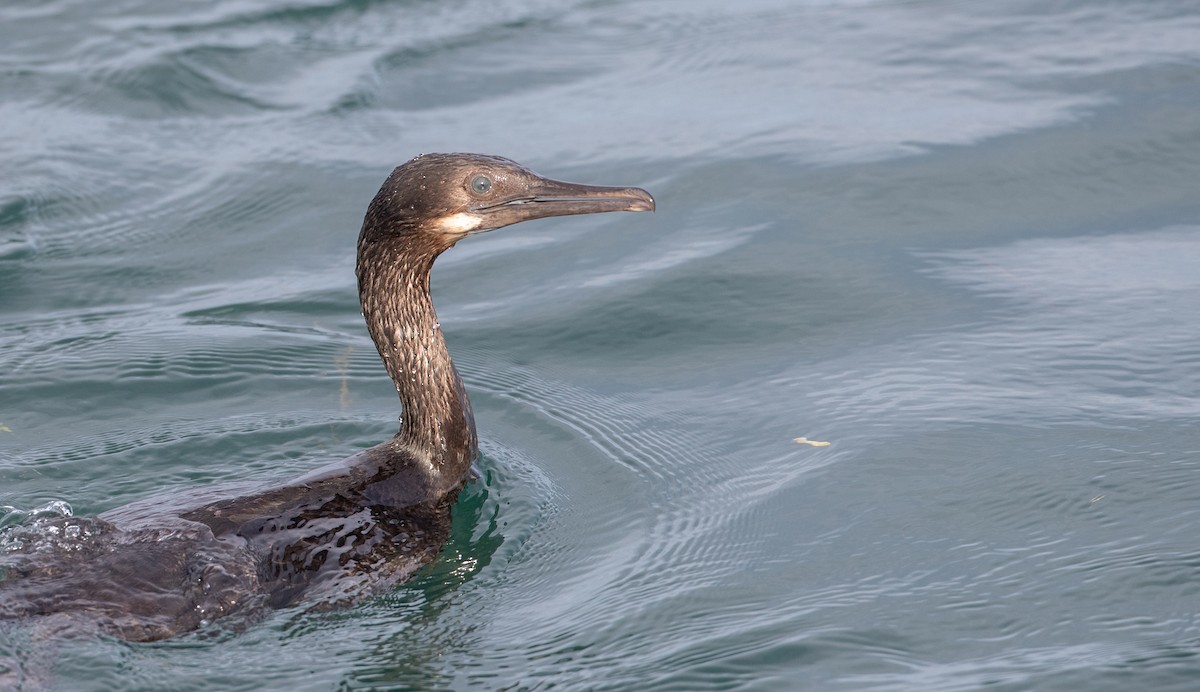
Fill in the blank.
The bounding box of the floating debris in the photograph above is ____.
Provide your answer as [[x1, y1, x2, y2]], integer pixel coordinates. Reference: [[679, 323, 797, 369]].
[[794, 437, 831, 447]]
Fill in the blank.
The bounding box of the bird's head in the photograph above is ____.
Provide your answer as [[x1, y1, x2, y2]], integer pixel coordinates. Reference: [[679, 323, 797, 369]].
[[359, 153, 654, 255]]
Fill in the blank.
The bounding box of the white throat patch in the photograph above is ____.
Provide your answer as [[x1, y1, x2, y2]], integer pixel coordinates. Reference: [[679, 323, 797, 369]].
[[436, 212, 483, 235]]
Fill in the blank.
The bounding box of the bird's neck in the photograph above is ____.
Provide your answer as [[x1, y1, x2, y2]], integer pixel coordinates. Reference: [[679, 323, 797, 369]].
[[356, 239, 478, 488]]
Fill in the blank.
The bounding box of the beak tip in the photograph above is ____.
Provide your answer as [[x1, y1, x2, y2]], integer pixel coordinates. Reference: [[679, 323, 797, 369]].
[[631, 188, 655, 213]]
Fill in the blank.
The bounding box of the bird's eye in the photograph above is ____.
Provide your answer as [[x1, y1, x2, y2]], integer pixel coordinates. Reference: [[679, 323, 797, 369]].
[[470, 174, 492, 195]]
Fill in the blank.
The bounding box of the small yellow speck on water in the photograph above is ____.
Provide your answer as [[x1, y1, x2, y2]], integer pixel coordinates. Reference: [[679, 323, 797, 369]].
[[1090, 495, 1105, 503], [0, 422, 11, 433], [794, 437, 830, 447]]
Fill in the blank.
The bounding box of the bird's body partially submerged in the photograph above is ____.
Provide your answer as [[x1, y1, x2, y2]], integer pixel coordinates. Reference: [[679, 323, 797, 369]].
[[0, 154, 653, 642]]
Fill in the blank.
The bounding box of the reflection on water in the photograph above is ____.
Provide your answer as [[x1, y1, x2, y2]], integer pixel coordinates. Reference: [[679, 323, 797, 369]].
[[3, 0, 1200, 688], [797, 226, 1200, 427]]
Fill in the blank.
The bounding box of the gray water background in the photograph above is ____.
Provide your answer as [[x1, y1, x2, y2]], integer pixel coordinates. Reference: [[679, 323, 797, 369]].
[[3, 0, 1200, 689]]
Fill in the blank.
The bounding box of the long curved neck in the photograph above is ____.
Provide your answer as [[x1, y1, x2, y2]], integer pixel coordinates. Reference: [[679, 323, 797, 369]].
[[356, 238, 478, 488]]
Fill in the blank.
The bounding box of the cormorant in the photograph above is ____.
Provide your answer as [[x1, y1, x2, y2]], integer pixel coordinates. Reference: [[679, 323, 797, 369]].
[[0, 153, 654, 641]]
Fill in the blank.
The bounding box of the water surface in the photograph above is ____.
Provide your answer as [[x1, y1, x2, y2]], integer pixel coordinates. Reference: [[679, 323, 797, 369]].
[[3, 0, 1200, 689]]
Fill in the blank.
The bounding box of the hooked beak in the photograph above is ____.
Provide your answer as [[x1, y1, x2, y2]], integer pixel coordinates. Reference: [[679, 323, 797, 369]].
[[472, 177, 655, 232]]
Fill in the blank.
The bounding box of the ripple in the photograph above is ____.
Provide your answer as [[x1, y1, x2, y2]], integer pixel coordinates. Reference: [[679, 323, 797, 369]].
[[0, 501, 73, 535], [0, 501, 120, 560], [3, 0, 1200, 687], [437, 353, 841, 688], [780, 226, 1200, 430]]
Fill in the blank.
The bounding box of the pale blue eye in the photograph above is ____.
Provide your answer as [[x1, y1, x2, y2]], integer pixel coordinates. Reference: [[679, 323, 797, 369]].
[[470, 175, 492, 194]]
